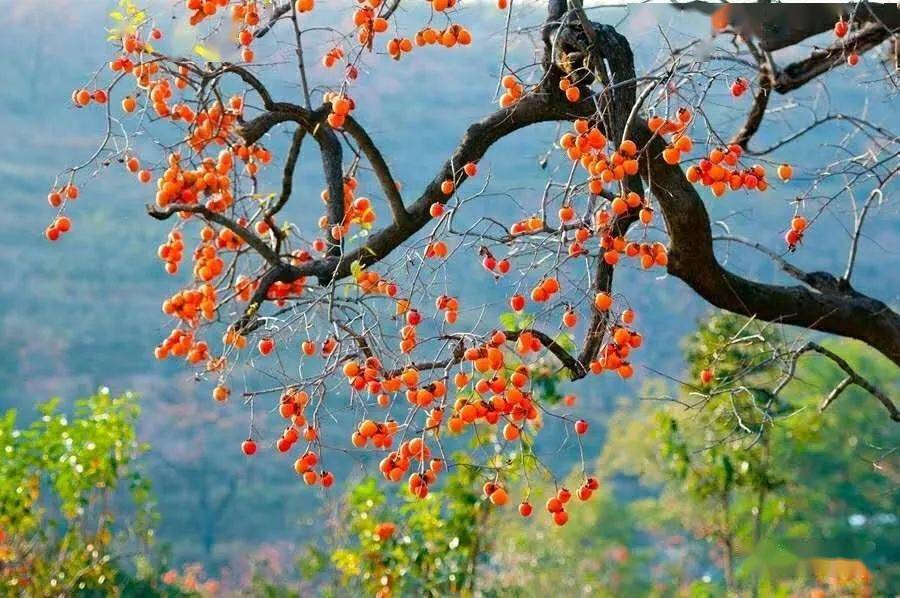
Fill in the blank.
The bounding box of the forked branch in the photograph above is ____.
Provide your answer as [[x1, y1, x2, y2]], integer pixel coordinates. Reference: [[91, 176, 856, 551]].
[[788, 342, 899, 421]]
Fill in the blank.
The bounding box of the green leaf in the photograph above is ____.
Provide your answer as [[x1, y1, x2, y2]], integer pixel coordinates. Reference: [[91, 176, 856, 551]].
[[350, 260, 363, 279], [553, 332, 576, 352], [499, 312, 518, 330], [498, 311, 535, 331]]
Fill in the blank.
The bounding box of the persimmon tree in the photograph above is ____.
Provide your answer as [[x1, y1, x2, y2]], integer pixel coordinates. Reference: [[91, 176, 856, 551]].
[[46, 0, 899, 526]]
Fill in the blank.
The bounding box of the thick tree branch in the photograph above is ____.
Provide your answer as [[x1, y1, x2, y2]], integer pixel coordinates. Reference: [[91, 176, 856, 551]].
[[677, 3, 899, 52], [216, 92, 585, 295], [237, 102, 324, 145], [342, 116, 410, 224], [633, 119, 900, 366], [774, 21, 896, 94], [554, 6, 642, 366], [232, 264, 299, 334], [314, 124, 346, 250], [319, 93, 586, 283], [267, 126, 306, 222], [235, 102, 344, 249], [207, 63, 276, 109]]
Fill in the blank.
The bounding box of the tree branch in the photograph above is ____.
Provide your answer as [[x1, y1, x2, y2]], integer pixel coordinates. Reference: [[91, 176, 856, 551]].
[[731, 70, 772, 149], [151, 9, 900, 379], [267, 126, 305, 223], [711, 234, 852, 296], [774, 21, 896, 94], [147, 203, 279, 266], [385, 328, 588, 380], [342, 115, 409, 224], [207, 63, 276, 110], [237, 102, 324, 146], [677, 3, 899, 52], [235, 102, 344, 249], [314, 123, 346, 249], [255, 2, 292, 40], [509, 328, 589, 379], [316, 93, 585, 283], [785, 342, 899, 421], [843, 188, 882, 284], [633, 119, 900, 366], [555, 6, 642, 366]]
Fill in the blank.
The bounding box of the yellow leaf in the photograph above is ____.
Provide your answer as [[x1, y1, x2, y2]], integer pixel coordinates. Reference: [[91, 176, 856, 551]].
[[194, 44, 222, 62]]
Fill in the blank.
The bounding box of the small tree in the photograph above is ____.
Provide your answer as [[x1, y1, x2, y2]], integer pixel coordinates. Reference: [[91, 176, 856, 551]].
[[0, 389, 158, 594], [329, 462, 487, 597], [602, 314, 899, 594]]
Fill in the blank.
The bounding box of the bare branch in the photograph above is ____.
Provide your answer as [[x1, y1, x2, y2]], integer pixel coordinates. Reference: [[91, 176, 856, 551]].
[[730, 70, 772, 149], [774, 21, 896, 94], [785, 342, 899, 421], [843, 188, 882, 284], [254, 2, 292, 40], [342, 116, 409, 224], [712, 235, 848, 295], [820, 376, 854, 413], [267, 126, 306, 221], [509, 329, 589, 379], [207, 63, 276, 109]]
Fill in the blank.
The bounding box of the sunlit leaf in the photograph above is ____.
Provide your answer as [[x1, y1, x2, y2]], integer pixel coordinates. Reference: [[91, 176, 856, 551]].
[[194, 44, 221, 62]]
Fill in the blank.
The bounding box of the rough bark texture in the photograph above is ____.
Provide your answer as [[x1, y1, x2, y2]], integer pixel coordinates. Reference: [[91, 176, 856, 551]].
[[631, 121, 900, 366]]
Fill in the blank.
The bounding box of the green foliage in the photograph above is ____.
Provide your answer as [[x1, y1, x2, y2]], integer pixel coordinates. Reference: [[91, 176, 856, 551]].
[[0, 389, 158, 594], [603, 313, 899, 594], [683, 313, 778, 383], [331, 461, 488, 597], [498, 311, 536, 332], [486, 481, 652, 597]]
